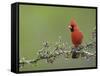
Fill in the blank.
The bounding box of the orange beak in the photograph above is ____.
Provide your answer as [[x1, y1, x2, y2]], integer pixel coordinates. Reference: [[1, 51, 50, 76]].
[[68, 25, 72, 29]]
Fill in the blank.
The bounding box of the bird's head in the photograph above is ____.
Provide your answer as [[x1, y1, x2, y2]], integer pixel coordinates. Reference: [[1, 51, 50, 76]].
[[68, 18, 79, 32]]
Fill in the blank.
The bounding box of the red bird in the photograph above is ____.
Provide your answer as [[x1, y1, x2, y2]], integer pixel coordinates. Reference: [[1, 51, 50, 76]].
[[68, 18, 83, 47], [68, 18, 83, 58]]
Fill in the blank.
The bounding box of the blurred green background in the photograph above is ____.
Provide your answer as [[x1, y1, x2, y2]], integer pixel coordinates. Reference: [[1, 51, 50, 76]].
[[19, 4, 96, 71]]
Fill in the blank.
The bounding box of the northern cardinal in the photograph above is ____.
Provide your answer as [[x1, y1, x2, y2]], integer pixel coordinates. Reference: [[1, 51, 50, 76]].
[[68, 18, 83, 58]]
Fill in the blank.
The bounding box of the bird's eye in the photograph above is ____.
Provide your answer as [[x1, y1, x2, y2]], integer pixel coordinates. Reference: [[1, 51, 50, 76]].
[[71, 25, 74, 28]]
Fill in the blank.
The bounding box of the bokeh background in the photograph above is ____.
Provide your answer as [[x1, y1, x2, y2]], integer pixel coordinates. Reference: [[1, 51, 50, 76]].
[[19, 4, 96, 71]]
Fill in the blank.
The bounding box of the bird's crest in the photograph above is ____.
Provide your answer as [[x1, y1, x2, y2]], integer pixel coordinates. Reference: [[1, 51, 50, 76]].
[[70, 18, 78, 27]]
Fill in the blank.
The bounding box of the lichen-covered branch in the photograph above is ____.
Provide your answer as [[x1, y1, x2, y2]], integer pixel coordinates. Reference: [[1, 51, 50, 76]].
[[19, 27, 96, 68]]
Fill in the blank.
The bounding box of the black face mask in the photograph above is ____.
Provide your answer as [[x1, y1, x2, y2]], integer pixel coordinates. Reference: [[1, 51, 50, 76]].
[[70, 25, 74, 32]]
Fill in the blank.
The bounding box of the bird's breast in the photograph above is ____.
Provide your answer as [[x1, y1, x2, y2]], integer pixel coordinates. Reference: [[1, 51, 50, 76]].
[[71, 31, 83, 47]]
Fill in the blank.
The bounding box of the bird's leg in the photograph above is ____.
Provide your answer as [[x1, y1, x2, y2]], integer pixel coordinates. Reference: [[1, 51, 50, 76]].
[[71, 47, 79, 58]]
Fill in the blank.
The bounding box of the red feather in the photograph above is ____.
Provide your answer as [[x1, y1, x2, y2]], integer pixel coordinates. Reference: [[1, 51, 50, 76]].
[[69, 18, 83, 47]]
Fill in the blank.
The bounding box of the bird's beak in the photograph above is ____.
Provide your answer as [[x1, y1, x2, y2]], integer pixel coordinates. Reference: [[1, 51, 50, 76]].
[[68, 25, 72, 29], [68, 25, 74, 32]]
